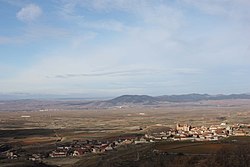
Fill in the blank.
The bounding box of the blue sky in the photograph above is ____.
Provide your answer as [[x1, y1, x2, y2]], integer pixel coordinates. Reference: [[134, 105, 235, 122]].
[[1, 0, 250, 97]]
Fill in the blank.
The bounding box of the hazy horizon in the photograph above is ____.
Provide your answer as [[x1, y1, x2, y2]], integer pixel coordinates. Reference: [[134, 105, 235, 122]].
[[1, 0, 250, 96], [1, 92, 250, 101]]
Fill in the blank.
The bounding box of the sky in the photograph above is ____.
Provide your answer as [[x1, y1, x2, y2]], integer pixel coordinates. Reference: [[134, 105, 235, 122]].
[[0, 0, 250, 98]]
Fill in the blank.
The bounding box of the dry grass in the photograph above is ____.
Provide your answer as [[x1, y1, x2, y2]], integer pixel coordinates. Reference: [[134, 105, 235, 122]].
[[156, 142, 233, 154], [0, 99, 250, 145]]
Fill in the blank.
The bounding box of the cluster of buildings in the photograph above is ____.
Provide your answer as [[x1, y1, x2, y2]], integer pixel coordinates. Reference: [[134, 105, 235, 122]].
[[49, 138, 135, 158], [48, 122, 250, 159], [3, 138, 137, 160], [144, 122, 250, 142], [3, 122, 250, 161]]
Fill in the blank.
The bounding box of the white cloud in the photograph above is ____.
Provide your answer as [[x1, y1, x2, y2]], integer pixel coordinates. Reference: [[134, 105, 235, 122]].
[[16, 4, 42, 22], [2, 0, 250, 95], [80, 20, 127, 32], [1, 1, 193, 94], [61, 0, 148, 12], [180, 0, 250, 20]]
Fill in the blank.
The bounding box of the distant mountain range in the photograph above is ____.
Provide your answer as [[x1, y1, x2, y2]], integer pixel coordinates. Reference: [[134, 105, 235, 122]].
[[107, 93, 250, 105], [1, 93, 250, 111]]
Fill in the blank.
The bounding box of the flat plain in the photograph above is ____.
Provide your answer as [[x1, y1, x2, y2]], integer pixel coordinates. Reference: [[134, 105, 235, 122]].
[[0, 99, 250, 166]]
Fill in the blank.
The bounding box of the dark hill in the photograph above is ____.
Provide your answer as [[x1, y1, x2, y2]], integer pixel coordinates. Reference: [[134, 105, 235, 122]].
[[108, 95, 156, 105], [107, 93, 250, 105], [209, 94, 250, 100], [156, 93, 211, 102]]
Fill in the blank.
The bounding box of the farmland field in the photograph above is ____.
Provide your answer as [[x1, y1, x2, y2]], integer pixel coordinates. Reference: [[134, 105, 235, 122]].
[[0, 99, 250, 166]]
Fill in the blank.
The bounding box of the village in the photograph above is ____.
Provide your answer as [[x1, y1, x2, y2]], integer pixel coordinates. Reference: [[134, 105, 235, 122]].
[[4, 122, 250, 162], [146, 122, 250, 142]]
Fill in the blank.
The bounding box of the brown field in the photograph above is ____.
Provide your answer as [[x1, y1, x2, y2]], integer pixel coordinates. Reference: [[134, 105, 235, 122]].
[[155, 141, 234, 154], [20, 137, 59, 145], [0, 99, 250, 166], [0, 100, 250, 144]]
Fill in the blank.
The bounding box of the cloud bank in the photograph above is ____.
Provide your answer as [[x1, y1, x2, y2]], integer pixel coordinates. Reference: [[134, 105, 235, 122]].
[[16, 4, 42, 22], [0, 0, 250, 96]]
